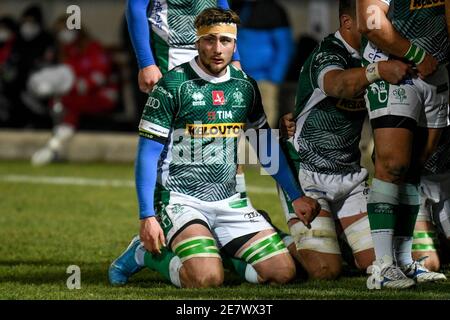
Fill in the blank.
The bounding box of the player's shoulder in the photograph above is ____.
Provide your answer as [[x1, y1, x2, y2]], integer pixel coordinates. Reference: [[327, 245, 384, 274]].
[[316, 33, 348, 57], [229, 64, 257, 86], [310, 33, 351, 68], [158, 62, 194, 89]]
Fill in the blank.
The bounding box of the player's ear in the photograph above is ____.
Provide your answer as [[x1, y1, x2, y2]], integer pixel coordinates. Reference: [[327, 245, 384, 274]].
[[340, 14, 352, 30]]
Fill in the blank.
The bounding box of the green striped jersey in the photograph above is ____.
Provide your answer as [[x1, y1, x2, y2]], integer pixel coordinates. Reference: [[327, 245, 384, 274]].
[[379, 0, 448, 63], [149, 0, 218, 50], [292, 32, 366, 175], [424, 126, 450, 174], [139, 59, 266, 201]]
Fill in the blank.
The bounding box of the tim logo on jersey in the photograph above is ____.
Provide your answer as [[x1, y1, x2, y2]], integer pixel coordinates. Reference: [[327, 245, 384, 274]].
[[410, 0, 444, 10], [212, 91, 225, 105]]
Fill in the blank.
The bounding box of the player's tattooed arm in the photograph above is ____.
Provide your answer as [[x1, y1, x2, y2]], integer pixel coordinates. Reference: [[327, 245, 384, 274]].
[[323, 60, 411, 98], [357, 0, 437, 79], [357, 0, 410, 58]]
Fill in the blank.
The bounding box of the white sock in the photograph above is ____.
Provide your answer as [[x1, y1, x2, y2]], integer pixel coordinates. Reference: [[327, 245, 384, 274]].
[[394, 236, 413, 266], [371, 230, 394, 264], [244, 264, 260, 284], [134, 243, 146, 267], [235, 173, 247, 193], [169, 256, 182, 287]]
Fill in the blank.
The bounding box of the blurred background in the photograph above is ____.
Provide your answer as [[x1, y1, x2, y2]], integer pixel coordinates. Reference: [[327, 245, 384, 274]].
[[0, 0, 373, 168], [0, 0, 337, 130]]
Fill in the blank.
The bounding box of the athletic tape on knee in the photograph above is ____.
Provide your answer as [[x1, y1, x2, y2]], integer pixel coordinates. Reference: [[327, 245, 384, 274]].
[[282, 234, 294, 248], [344, 216, 374, 254], [237, 232, 288, 266], [173, 236, 221, 262], [417, 199, 431, 222], [290, 217, 340, 254], [412, 231, 438, 252]]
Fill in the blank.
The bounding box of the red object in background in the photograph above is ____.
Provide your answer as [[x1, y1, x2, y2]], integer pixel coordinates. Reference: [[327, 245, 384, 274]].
[[0, 37, 15, 65], [60, 41, 118, 128]]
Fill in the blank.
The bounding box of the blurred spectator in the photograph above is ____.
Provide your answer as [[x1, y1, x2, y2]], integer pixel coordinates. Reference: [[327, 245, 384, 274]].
[[15, 4, 56, 127], [285, 34, 319, 82], [0, 16, 19, 125], [30, 17, 119, 166], [232, 0, 294, 128]]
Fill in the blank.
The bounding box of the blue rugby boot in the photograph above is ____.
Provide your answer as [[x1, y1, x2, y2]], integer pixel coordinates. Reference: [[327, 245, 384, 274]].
[[109, 235, 144, 286]]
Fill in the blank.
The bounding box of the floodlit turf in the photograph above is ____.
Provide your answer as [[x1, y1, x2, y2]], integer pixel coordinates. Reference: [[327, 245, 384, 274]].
[[0, 161, 449, 300]]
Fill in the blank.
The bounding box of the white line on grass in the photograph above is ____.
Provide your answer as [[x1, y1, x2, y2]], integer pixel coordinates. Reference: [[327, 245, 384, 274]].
[[0, 174, 276, 194]]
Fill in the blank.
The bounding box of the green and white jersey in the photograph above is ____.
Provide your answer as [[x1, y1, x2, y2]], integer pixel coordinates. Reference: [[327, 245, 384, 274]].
[[149, 0, 217, 51], [365, 0, 448, 64], [292, 31, 366, 175], [139, 59, 266, 201]]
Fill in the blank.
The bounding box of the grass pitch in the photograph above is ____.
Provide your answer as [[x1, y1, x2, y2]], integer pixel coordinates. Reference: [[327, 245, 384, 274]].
[[0, 161, 449, 300]]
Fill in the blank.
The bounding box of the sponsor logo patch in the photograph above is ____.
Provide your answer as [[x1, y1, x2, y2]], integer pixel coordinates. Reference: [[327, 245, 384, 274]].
[[336, 98, 366, 112], [410, 0, 444, 10], [146, 97, 160, 109], [186, 123, 244, 137], [192, 92, 206, 106], [212, 91, 225, 105]]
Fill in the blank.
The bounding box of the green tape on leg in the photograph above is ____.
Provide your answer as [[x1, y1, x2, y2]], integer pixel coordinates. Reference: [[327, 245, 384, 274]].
[[412, 244, 437, 251], [414, 231, 437, 240], [239, 233, 288, 265], [412, 231, 439, 251], [173, 237, 220, 262]]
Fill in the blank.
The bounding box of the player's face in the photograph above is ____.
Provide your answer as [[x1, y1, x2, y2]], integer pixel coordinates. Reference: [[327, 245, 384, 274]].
[[196, 34, 235, 76]]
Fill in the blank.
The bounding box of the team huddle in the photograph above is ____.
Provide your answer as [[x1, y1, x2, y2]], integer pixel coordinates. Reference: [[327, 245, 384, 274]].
[[108, 0, 450, 290]]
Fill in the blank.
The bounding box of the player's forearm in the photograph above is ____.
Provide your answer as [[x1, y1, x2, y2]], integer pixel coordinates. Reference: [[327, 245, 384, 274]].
[[357, 0, 410, 58], [324, 68, 369, 99], [253, 128, 303, 201], [126, 0, 156, 69], [135, 136, 164, 219]]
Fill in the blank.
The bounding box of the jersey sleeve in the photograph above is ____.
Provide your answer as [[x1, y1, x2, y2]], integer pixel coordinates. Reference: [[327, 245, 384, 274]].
[[246, 77, 267, 130], [311, 46, 349, 92], [126, 0, 155, 69], [380, 0, 391, 6], [138, 79, 177, 143]]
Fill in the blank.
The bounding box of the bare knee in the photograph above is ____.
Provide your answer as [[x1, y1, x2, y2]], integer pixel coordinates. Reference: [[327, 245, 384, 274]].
[[268, 264, 296, 284], [256, 256, 296, 284], [354, 249, 376, 271], [376, 158, 410, 181], [299, 251, 342, 280], [189, 270, 224, 288], [181, 258, 224, 288], [307, 260, 342, 280], [412, 251, 440, 272]]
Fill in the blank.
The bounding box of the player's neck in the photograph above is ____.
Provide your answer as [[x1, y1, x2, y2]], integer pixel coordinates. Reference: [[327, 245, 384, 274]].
[[338, 28, 360, 52]]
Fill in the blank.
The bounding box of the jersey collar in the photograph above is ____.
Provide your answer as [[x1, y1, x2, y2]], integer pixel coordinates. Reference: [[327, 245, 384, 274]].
[[189, 58, 231, 83], [335, 31, 361, 60]]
